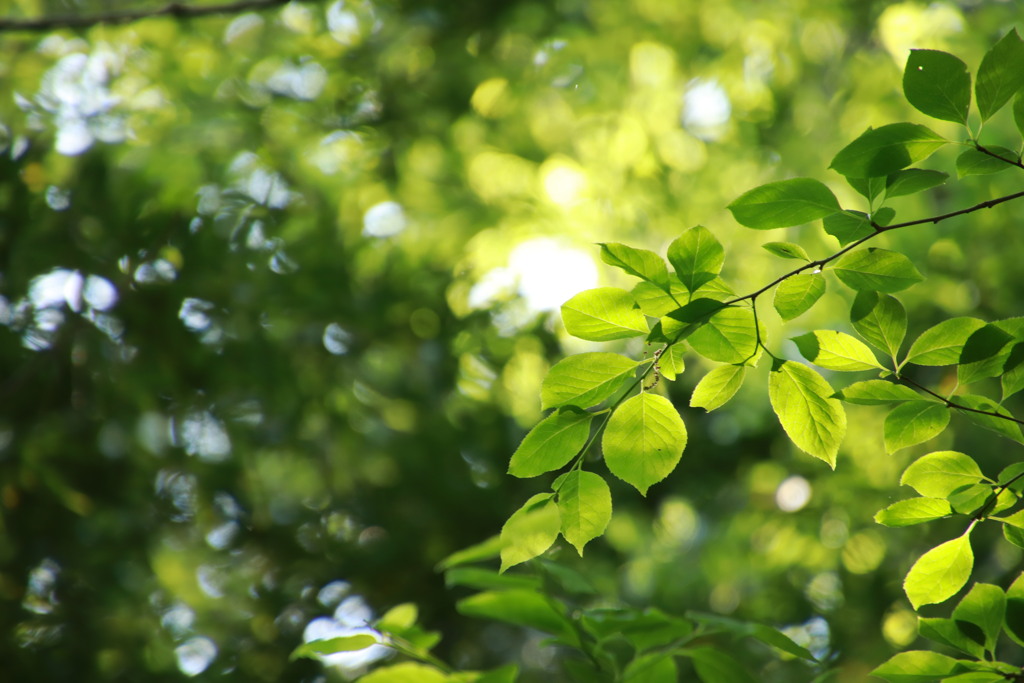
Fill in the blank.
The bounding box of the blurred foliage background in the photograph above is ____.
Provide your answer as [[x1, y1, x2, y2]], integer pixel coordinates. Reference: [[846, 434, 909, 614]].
[[1, 0, 1023, 681]]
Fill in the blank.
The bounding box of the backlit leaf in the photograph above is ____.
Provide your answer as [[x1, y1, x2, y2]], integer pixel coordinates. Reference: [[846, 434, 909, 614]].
[[883, 401, 950, 453], [1016, 92, 1024, 137], [600, 242, 670, 290], [830, 123, 946, 178], [903, 531, 974, 609], [904, 317, 986, 366], [361, 663, 449, 683], [875, 498, 952, 527], [541, 353, 639, 410], [687, 306, 758, 363], [290, 635, 379, 661], [952, 583, 1005, 654], [850, 291, 906, 359], [557, 471, 612, 555], [1002, 342, 1024, 400], [727, 178, 841, 229], [836, 380, 922, 405], [954, 394, 1024, 444], [822, 210, 874, 245], [884, 168, 949, 198], [602, 393, 687, 495], [668, 225, 725, 292], [762, 241, 809, 260], [773, 273, 825, 320], [561, 287, 649, 341], [976, 29, 1024, 121], [832, 248, 923, 293], [658, 343, 686, 381], [690, 365, 746, 412], [632, 279, 689, 318], [903, 49, 971, 124], [768, 360, 846, 467], [900, 451, 986, 498], [918, 617, 984, 659], [792, 330, 882, 372], [508, 408, 593, 477], [499, 494, 561, 572], [871, 651, 963, 682]]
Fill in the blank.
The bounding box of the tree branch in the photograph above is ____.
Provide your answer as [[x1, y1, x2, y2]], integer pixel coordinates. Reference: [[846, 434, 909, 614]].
[[0, 0, 290, 32], [898, 374, 1024, 427]]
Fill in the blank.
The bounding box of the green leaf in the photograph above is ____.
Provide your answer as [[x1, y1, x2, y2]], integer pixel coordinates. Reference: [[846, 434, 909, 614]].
[[473, 665, 520, 683], [683, 647, 757, 683], [793, 330, 883, 372], [851, 291, 906, 359], [762, 241, 809, 260], [668, 225, 725, 292], [884, 401, 950, 453], [768, 360, 846, 468], [1015, 92, 1024, 137], [956, 324, 1015, 384], [847, 175, 887, 203], [436, 536, 502, 571], [829, 123, 947, 178], [875, 498, 952, 527], [904, 531, 974, 609], [508, 408, 593, 477], [726, 178, 841, 229], [954, 394, 1024, 444], [623, 653, 678, 683], [903, 49, 971, 124], [632, 279, 689, 318], [901, 451, 986, 498], [600, 242, 670, 290], [871, 651, 963, 682], [557, 471, 612, 555], [687, 612, 817, 661], [290, 634, 379, 661], [456, 589, 576, 645], [904, 317, 986, 366], [832, 248, 923, 293], [773, 273, 825, 320], [1000, 342, 1024, 400], [956, 146, 1019, 177], [687, 306, 758, 364], [561, 287, 649, 341], [1005, 574, 1024, 647], [541, 353, 639, 410], [836, 380, 922, 405], [976, 29, 1024, 121], [658, 343, 686, 381], [444, 567, 541, 592], [602, 393, 687, 495], [918, 617, 985, 659], [952, 583, 1005, 654], [499, 494, 561, 572], [884, 168, 949, 199], [822, 210, 874, 245], [690, 365, 746, 412], [1005, 524, 1024, 550], [361, 663, 449, 683]]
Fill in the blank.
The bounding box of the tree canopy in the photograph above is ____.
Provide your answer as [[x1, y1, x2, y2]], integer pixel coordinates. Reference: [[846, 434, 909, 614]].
[[3, 1, 1024, 682]]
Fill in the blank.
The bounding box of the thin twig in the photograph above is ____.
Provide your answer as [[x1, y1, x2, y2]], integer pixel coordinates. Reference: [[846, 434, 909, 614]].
[[898, 375, 1024, 427], [0, 0, 290, 32]]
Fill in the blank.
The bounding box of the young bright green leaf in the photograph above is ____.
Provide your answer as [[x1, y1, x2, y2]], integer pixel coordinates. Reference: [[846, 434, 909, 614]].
[[541, 353, 639, 410], [687, 306, 758, 363], [948, 484, 1014, 517], [900, 451, 986, 498], [693, 276, 736, 301], [822, 210, 874, 245], [360, 663, 449, 683], [875, 497, 952, 527], [623, 653, 678, 683], [883, 401, 950, 453], [953, 394, 1024, 444], [1005, 524, 1024, 549], [660, 297, 723, 343], [871, 650, 963, 682], [793, 330, 883, 372], [683, 647, 757, 683], [873, 207, 897, 226], [956, 146, 1019, 177], [1005, 574, 1024, 647], [976, 29, 1024, 121], [290, 634, 379, 661], [499, 494, 561, 572], [658, 343, 686, 381], [456, 589, 576, 644], [602, 393, 687, 495], [690, 365, 746, 412], [884, 168, 949, 199], [832, 248, 924, 293], [762, 241, 809, 260], [668, 225, 725, 292], [632, 279, 689, 318], [829, 123, 947, 178], [557, 471, 612, 555], [773, 273, 825, 320], [435, 535, 503, 571], [561, 287, 649, 341], [952, 583, 1005, 654], [508, 408, 593, 477], [599, 242, 670, 290], [904, 531, 974, 609], [918, 617, 985, 659], [1000, 342, 1024, 400], [851, 291, 906, 359], [903, 49, 971, 124], [768, 360, 846, 467], [726, 178, 841, 230], [957, 324, 1015, 384], [998, 462, 1024, 493], [904, 317, 986, 366], [835, 380, 922, 405]]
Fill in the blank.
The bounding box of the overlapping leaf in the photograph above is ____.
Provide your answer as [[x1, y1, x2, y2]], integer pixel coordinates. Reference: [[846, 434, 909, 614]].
[[768, 360, 846, 467]]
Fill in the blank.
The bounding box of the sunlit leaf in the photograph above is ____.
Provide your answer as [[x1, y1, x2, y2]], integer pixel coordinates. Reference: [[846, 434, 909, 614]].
[[884, 168, 949, 198], [541, 353, 639, 410], [903, 49, 971, 124], [952, 583, 1005, 654], [832, 248, 923, 293], [600, 242, 670, 290], [976, 29, 1024, 121], [727, 178, 841, 229], [830, 123, 946, 178], [768, 360, 846, 467], [850, 291, 906, 359], [508, 408, 593, 477], [657, 343, 686, 381], [904, 317, 986, 366], [871, 651, 964, 682], [361, 663, 449, 683], [290, 634, 379, 661], [561, 287, 649, 341], [883, 401, 950, 453], [904, 531, 974, 609], [456, 589, 576, 644], [918, 617, 984, 659], [499, 494, 561, 572], [687, 612, 816, 661], [875, 498, 952, 527], [557, 471, 612, 555], [687, 306, 758, 363], [632, 279, 689, 317], [835, 380, 922, 405], [1001, 342, 1024, 400], [622, 652, 678, 683], [668, 225, 725, 292], [690, 365, 746, 412], [793, 330, 883, 372], [953, 394, 1024, 444], [956, 324, 1015, 384], [773, 273, 825, 320], [900, 451, 986, 498], [761, 241, 809, 260], [602, 393, 687, 495]]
